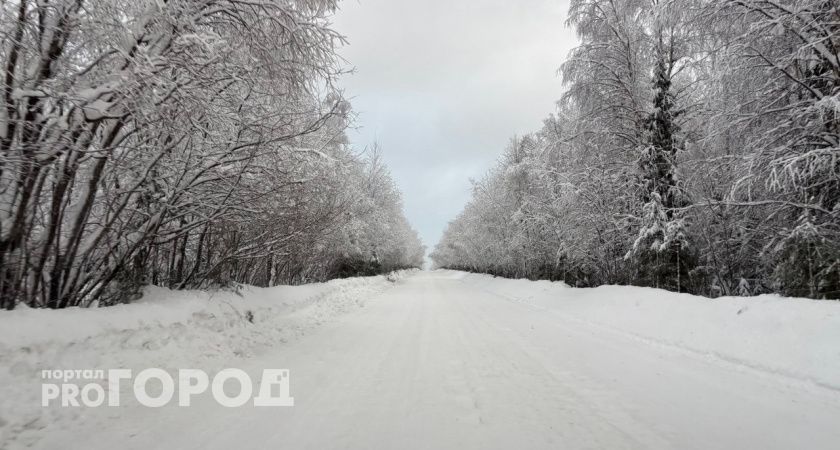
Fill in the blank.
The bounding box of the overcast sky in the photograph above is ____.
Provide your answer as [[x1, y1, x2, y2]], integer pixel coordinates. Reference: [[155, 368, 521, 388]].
[[333, 0, 579, 255]]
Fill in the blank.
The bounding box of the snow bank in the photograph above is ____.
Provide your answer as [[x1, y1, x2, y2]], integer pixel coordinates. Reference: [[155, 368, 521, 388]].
[[456, 272, 840, 391], [0, 271, 414, 448]]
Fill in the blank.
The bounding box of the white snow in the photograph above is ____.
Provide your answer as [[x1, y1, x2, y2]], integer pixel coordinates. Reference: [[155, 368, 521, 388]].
[[0, 272, 412, 448], [456, 272, 840, 391], [2, 269, 840, 449]]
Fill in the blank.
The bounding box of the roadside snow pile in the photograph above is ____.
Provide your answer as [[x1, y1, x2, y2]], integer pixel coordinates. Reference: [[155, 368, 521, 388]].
[[0, 271, 413, 448], [457, 272, 840, 391]]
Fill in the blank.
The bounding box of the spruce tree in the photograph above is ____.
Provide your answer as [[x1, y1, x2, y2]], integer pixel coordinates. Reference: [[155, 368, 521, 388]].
[[628, 40, 696, 292]]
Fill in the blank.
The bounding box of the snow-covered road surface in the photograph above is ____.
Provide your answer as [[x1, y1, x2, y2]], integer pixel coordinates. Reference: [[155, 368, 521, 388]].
[[31, 271, 840, 449]]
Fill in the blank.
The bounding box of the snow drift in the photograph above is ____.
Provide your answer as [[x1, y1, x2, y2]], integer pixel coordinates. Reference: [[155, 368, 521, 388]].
[[0, 271, 413, 448], [457, 271, 840, 392]]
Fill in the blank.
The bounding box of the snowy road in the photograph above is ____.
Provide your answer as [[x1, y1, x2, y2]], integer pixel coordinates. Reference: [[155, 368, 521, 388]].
[[36, 271, 840, 449]]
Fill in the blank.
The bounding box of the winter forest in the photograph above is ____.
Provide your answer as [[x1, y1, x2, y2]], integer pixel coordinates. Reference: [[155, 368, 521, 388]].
[[432, 0, 840, 300], [0, 0, 424, 309], [0, 0, 838, 310]]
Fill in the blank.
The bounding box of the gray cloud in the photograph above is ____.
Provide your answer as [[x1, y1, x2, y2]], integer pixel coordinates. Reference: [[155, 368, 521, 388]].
[[333, 0, 579, 252]]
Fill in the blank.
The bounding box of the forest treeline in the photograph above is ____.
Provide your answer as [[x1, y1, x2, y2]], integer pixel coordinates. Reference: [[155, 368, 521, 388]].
[[0, 0, 424, 309], [432, 0, 839, 299]]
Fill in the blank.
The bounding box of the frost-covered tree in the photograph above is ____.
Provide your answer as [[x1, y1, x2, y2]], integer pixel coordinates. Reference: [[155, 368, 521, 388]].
[[627, 34, 696, 292], [434, 0, 838, 299], [718, 0, 840, 298], [0, 0, 423, 309]]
